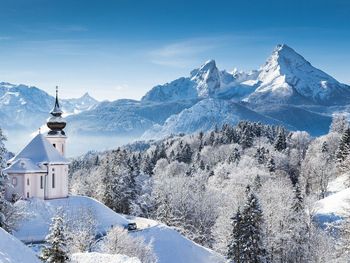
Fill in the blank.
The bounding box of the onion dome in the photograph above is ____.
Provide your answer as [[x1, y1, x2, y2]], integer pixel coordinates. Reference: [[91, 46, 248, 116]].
[[47, 86, 66, 135]]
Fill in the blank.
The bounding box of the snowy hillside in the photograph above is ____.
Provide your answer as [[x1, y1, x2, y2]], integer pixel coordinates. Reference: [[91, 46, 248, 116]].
[[314, 173, 350, 226], [0, 227, 40, 263], [14, 196, 224, 263], [66, 99, 196, 135], [143, 98, 289, 139], [71, 252, 141, 263]]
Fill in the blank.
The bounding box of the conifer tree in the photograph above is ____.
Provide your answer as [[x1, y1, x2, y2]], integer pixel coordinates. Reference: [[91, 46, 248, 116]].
[[239, 189, 268, 263], [227, 207, 243, 263], [0, 130, 18, 233], [287, 183, 309, 263], [40, 214, 69, 263], [274, 128, 287, 152], [337, 128, 350, 162]]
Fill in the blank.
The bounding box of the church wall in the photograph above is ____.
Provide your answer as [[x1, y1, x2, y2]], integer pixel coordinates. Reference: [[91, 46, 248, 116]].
[[5, 174, 24, 200], [24, 173, 45, 199], [45, 164, 68, 199], [45, 136, 67, 156]]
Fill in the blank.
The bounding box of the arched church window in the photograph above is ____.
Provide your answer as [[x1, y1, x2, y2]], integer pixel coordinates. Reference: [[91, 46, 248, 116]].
[[27, 178, 30, 185], [12, 177, 17, 186]]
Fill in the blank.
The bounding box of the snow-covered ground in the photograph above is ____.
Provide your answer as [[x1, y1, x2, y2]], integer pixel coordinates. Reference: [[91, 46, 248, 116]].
[[14, 196, 129, 242], [314, 174, 350, 226], [15, 195, 224, 263], [71, 252, 141, 263], [0, 227, 40, 263]]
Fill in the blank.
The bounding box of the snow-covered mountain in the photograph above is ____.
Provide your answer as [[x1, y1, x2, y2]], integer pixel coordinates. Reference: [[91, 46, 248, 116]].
[[247, 44, 350, 105], [0, 82, 98, 130], [61, 92, 98, 114], [1, 44, 349, 144], [142, 99, 290, 139], [141, 44, 349, 138], [142, 59, 258, 103]]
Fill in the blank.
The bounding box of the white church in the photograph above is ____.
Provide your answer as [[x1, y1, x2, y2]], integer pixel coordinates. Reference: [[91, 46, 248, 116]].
[[4, 88, 69, 200]]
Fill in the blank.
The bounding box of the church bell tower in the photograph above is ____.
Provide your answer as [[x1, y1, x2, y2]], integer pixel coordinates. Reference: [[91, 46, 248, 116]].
[[46, 86, 67, 156]]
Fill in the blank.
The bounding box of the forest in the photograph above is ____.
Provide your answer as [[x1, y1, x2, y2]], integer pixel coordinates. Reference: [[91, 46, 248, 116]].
[[67, 115, 350, 262]]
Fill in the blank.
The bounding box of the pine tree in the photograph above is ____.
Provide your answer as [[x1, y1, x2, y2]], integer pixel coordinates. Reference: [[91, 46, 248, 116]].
[[287, 183, 309, 263], [240, 125, 254, 149], [0, 130, 16, 233], [274, 128, 287, 152], [40, 214, 69, 263], [239, 190, 268, 263], [337, 128, 350, 162], [227, 207, 243, 262]]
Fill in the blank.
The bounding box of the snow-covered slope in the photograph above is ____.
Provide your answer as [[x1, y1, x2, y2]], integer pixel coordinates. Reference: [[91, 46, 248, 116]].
[[15, 196, 224, 263], [142, 98, 290, 139], [314, 173, 350, 227], [14, 196, 129, 242], [66, 99, 196, 135], [247, 44, 350, 105], [132, 223, 224, 263], [71, 252, 141, 263], [0, 227, 40, 263]]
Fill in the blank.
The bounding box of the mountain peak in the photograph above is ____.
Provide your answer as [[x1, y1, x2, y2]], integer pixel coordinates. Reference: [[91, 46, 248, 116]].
[[248, 44, 349, 105], [191, 59, 220, 97], [267, 44, 309, 69]]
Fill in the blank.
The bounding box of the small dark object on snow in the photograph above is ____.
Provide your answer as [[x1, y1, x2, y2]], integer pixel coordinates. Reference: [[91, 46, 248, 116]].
[[127, 222, 137, 231]]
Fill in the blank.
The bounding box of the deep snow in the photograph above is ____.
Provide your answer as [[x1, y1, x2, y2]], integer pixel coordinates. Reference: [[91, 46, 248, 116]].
[[0, 227, 40, 263], [15, 196, 224, 263]]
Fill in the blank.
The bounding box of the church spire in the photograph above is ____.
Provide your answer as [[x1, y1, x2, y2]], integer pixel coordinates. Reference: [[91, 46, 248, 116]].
[[50, 86, 63, 117], [47, 86, 66, 135]]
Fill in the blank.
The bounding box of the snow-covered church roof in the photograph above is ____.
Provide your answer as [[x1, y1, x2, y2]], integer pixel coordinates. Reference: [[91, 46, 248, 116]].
[[3, 158, 46, 174], [8, 133, 69, 166]]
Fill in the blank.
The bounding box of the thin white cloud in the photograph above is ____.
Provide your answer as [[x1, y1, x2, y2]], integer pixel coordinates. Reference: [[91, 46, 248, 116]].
[[0, 36, 11, 41], [52, 25, 88, 32], [149, 36, 230, 68]]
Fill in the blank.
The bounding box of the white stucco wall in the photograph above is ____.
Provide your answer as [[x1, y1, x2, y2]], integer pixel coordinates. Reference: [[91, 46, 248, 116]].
[[45, 164, 69, 199], [6, 164, 68, 200], [45, 136, 67, 156]]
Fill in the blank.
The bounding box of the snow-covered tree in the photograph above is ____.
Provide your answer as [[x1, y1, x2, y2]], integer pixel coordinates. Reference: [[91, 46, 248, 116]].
[[330, 113, 348, 134], [0, 129, 22, 233], [238, 189, 267, 263], [40, 213, 69, 263], [274, 128, 287, 152], [64, 207, 97, 254], [100, 226, 157, 263], [337, 127, 350, 163], [227, 207, 243, 262]]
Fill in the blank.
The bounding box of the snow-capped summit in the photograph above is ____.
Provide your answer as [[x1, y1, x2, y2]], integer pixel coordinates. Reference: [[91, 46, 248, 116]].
[[190, 59, 221, 97], [61, 92, 99, 114], [247, 44, 350, 105], [141, 59, 250, 103]]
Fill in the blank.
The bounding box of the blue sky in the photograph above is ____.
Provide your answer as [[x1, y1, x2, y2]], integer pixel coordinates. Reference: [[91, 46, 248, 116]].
[[0, 0, 349, 100]]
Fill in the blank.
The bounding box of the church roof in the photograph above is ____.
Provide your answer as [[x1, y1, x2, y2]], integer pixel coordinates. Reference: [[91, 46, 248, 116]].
[[3, 158, 46, 174], [8, 134, 69, 165]]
